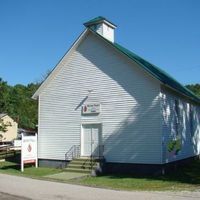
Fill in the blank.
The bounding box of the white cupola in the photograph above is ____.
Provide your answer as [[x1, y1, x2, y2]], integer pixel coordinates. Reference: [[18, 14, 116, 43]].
[[84, 16, 117, 43]]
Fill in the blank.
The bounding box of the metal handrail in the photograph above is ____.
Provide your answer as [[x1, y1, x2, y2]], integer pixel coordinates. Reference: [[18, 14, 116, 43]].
[[65, 144, 104, 161], [90, 145, 104, 169], [91, 145, 104, 158], [65, 145, 80, 160]]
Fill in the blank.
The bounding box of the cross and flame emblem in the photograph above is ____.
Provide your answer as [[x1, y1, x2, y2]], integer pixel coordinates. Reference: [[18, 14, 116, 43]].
[[27, 144, 32, 152]]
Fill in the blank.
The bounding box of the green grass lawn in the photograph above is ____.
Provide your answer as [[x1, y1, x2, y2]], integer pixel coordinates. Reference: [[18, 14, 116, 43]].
[[70, 160, 200, 191], [71, 174, 198, 191], [0, 159, 200, 191], [0, 161, 62, 178]]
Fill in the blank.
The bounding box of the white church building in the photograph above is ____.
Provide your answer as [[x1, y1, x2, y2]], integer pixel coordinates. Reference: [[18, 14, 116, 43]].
[[33, 16, 200, 174]]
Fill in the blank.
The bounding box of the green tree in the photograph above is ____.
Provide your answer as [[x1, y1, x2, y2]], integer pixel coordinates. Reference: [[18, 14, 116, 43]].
[[186, 84, 200, 97], [0, 78, 39, 130], [9, 83, 39, 129], [0, 78, 11, 114]]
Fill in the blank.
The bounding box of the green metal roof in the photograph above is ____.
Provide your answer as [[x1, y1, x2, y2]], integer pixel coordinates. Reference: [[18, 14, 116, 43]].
[[84, 16, 117, 28], [89, 28, 200, 104]]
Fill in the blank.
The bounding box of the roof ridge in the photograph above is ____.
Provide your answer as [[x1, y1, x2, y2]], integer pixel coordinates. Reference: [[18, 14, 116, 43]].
[[84, 16, 117, 28], [88, 28, 200, 103], [114, 42, 198, 98]]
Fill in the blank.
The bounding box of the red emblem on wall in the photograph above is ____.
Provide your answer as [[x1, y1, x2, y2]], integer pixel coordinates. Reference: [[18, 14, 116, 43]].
[[27, 144, 32, 152], [84, 105, 87, 112]]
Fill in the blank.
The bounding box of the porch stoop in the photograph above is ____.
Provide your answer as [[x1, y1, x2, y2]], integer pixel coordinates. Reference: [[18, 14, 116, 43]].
[[64, 158, 99, 174]]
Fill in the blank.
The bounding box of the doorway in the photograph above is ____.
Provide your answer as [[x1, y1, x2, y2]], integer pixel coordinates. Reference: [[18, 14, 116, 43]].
[[81, 124, 102, 157]]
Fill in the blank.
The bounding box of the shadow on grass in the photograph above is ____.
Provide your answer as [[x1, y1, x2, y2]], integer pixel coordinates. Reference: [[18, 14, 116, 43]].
[[1, 164, 20, 170], [1, 158, 200, 187], [102, 160, 200, 185], [0, 160, 35, 171]]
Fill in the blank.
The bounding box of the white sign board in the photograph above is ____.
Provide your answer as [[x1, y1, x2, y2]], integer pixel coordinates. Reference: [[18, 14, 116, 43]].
[[21, 133, 38, 172], [82, 104, 100, 114]]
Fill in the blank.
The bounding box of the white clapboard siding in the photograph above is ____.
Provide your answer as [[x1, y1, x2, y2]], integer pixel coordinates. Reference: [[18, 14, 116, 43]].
[[38, 32, 162, 164], [161, 87, 200, 163]]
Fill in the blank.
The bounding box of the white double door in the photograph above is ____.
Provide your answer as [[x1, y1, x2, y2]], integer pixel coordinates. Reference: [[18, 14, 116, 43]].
[[82, 124, 101, 157]]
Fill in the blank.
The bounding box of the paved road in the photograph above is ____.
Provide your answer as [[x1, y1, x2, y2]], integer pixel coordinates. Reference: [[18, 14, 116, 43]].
[[0, 174, 200, 200], [0, 192, 30, 200]]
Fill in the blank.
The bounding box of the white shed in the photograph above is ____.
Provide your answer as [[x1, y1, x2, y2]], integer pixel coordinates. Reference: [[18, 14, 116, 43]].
[[33, 16, 200, 174]]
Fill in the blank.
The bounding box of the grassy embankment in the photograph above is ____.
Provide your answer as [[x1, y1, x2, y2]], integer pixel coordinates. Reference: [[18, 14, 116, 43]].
[[1, 159, 200, 191]]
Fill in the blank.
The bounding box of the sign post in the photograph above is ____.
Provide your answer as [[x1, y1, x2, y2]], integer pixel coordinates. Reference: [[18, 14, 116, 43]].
[[21, 133, 38, 172]]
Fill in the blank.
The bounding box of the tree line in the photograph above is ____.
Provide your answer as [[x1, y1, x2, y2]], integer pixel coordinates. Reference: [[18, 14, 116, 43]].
[[0, 77, 199, 130], [0, 78, 39, 130], [185, 84, 200, 97]]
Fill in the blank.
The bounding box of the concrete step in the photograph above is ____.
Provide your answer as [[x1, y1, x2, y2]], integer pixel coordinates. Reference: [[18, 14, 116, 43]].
[[73, 158, 91, 162], [72, 158, 101, 162], [71, 159, 93, 164], [67, 164, 96, 170], [70, 160, 97, 166], [63, 168, 91, 174], [68, 162, 97, 167], [64, 158, 100, 174]]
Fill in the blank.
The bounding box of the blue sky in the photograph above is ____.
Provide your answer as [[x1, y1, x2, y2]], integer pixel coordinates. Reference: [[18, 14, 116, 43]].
[[0, 0, 199, 86]]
